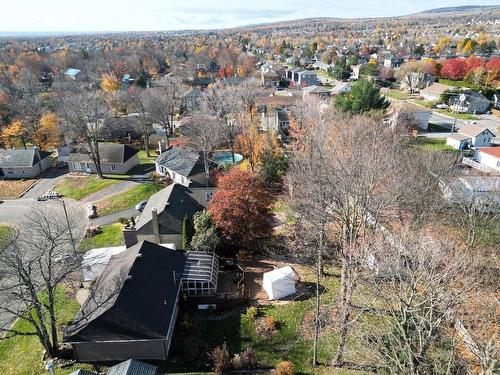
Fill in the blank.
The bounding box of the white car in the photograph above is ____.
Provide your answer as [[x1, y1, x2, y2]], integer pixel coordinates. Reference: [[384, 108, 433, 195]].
[[135, 200, 148, 212], [436, 103, 449, 109]]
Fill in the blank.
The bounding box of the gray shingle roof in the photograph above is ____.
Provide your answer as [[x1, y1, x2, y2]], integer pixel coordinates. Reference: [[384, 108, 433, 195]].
[[0, 148, 51, 167], [68, 370, 98, 375], [67, 143, 138, 164], [106, 359, 157, 375], [135, 184, 215, 235], [64, 241, 186, 342], [155, 146, 201, 177]]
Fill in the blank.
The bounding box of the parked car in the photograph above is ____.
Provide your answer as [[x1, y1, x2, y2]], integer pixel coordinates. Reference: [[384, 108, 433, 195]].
[[135, 200, 148, 212], [37, 191, 62, 201], [436, 103, 449, 109]]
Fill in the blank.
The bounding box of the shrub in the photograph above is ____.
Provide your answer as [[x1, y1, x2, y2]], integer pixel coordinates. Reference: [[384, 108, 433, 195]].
[[118, 217, 128, 224], [275, 361, 295, 375], [209, 342, 231, 374], [255, 316, 278, 338], [241, 347, 255, 368], [245, 306, 258, 320]]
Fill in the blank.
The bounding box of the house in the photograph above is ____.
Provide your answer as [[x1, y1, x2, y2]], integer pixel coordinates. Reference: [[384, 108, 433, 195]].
[[261, 70, 280, 88], [184, 89, 204, 112], [446, 133, 473, 150], [451, 91, 491, 114], [295, 70, 317, 87], [302, 85, 332, 99], [69, 359, 157, 375], [286, 67, 302, 81], [155, 146, 208, 187], [123, 184, 215, 249], [420, 82, 454, 102], [64, 68, 85, 81], [475, 147, 500, 172], [330, 82, 352, 96], [0, 148, 52, 179], [67, 144, 139, 174], [455, 125, 495, 148], [64, 241, 186, 362], [440, 176, 500, 212], [388, 102, 432, 131], [350, 64, 361, 80]]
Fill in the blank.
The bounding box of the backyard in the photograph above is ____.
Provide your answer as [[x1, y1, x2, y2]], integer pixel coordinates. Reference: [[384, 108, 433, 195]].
[[412, 138, 459, 152], [94, 182, 163, 216]]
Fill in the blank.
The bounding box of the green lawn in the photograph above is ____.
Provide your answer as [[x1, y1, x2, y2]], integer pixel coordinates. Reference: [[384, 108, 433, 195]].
[[435, 109, 479, 121], [94, 183, 163, 216], [437, 79, 475, 89], [0, 286, 97, 375], [79, 223, 124, 252], [412, 138, 458, 152], [386, 90, 410, 100], [0, 225, 15, 247], [54, 176, 122, 200]]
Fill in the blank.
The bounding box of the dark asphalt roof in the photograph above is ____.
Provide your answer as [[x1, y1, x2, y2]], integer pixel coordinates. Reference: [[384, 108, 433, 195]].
[[155, 146, 201, 177], [135, 184, 215, 235], [0, 148, 51, 167], [64, 241, 186, 342], [68, 370, 98, 375], [106, 359, 157, 375], [67, 143, 138, 164]]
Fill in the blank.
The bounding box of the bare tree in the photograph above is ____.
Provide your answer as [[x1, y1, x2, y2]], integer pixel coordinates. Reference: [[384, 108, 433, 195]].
[[363, 228, 476, 375], [129, 90, 154, 156], [141, 87, 175, 147], [203, 84, 243, 162], [185, 113, 222, 186], [0, 207, 81, 358], [57, 90, 109, 178]]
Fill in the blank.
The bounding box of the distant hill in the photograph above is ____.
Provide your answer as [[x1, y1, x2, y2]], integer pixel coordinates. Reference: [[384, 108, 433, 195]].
[[416, 5, 499, 15]]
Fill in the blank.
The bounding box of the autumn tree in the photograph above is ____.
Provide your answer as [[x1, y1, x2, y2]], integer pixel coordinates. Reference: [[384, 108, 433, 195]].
[[209, 168, 273, 250], [32, 112, 60, 150], [1, 120, 27, 148], [237, 113, 263, 172], [441, 58, 467, 80], [101, 73, 120, 92]]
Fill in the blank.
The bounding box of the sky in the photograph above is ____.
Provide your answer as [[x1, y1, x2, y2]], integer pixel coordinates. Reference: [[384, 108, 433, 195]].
[[1, 0, 499, 33]]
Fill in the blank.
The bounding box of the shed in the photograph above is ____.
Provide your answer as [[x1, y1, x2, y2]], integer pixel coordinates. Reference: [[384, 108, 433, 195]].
[[263, 266, 299, 300]]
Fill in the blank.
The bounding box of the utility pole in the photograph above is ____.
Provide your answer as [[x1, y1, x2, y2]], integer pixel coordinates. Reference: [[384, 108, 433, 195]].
[[451, 94, 466, 134]]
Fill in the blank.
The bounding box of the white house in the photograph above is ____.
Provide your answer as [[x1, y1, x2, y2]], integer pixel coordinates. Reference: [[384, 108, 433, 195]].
[[446, 134, 472, 150], [475, 147, 500, 172], [457, 125, 495, 148], [388, 102, 432, 131], [420, 83, 453, 102], [263, 266, 299, 300], [155, 146, 208, 187]]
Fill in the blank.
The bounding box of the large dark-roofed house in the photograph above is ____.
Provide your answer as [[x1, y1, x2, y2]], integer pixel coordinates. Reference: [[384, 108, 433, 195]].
[[155, 146, 208, 187], [67, 143, 139, 174], [64, 241, 186, 362], [0, 148, 52, 179], [124, 183, 214, 249]]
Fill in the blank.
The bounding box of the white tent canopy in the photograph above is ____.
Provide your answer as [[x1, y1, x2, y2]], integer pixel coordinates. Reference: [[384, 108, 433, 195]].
[[262, 266, 298, 300]]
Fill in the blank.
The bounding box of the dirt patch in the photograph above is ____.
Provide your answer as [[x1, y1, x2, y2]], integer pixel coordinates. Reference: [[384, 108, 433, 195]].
[[0, 179, 37, 198], [301, 305, 339, 339]]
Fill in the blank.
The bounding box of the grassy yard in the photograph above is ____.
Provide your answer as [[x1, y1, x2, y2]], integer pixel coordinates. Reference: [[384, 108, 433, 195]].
[[0, 179, 37, 199], [0, 286, 97, 375], [79, 223, 124, 252], [54, 176, 122, 200], [386, 90, 410, 100], [94, 183, 163, 216], [412, 138, 459, 153], [437, 79, 475, 89], [0, 225, 15, 247], [435, 109, 479, 121], [167, 267, 380, 374]]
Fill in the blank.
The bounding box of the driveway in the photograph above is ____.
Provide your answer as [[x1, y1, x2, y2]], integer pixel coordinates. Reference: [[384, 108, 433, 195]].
[[22, 167, 69, 199], [91, 207, 140, 226]]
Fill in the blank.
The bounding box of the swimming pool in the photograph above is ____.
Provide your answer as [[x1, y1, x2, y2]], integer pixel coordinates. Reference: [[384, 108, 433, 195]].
[[213, 151, 243, 165]]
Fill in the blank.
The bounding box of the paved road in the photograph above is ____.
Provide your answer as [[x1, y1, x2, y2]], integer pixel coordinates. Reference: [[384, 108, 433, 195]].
[[91, 207, 140, 226], [22, 168, 69, 199], [426, 112, 500, 142]]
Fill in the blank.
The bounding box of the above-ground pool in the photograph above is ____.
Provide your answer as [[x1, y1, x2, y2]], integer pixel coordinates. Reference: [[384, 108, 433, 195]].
[[213, 151, 243, 165]]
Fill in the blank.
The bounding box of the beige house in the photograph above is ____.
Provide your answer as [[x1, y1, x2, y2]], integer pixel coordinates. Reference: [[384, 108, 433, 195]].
[[0, 148, 52, 179], [420, 83, 453, 102], [67, 143, 139, 174], [388, 102, 432, 131]]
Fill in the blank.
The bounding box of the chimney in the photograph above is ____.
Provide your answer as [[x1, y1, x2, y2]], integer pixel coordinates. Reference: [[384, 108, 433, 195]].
[[151, 208, 160, 244]]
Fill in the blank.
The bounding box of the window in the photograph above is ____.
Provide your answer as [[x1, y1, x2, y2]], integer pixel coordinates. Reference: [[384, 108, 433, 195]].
[[22, 168, 26, 174], [110, 164, 116, 172], [7, 168, 13, 174]]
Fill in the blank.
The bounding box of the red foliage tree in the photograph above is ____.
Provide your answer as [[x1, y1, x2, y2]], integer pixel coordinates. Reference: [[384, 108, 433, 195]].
[[208, 168, 273, 248], [486, 57, 500, 80], [440, 58, 467, 80], [464, 56, 486, 73]]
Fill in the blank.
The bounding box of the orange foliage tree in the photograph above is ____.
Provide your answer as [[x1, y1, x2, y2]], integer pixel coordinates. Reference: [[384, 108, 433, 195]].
[[101, 74, 120, 92], [1, 120, 27, 148], [208, 168, 273, 249], [33, 113, 60, 150]]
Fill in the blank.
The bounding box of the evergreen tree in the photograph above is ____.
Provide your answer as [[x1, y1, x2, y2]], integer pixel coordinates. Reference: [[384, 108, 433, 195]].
[[182, 214, 195, 250], [334, 79, 389, 114], [331, 57, 352, 80]]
